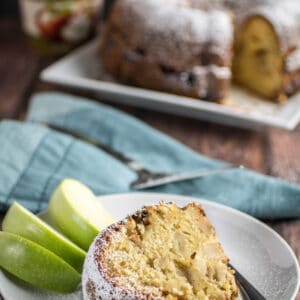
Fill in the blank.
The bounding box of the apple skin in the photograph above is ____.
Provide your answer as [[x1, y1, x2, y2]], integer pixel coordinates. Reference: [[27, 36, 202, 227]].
[[2, 202, 86, 273], [0, 232, 81, 293], [49, 179, 115, 251], [49, 185, 98, 251]]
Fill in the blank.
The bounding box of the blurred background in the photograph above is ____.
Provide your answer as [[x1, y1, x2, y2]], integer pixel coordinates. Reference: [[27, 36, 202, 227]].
[[1, 0, 19, 16]]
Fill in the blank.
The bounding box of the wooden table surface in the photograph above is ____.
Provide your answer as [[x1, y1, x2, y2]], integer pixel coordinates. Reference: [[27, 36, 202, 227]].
[[0, 17, 299, 299]]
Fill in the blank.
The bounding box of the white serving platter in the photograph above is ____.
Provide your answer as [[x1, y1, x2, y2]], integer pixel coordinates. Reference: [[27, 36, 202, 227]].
[[40, 40, 300, 130]]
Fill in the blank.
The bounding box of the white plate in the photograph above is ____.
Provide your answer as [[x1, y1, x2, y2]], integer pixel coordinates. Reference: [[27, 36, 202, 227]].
[[40, 40, 300, 130], [0, 193, 299, 300]]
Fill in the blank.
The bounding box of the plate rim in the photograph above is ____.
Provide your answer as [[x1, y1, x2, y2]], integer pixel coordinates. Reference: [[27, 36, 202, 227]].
[[40, 40, 300, 130]]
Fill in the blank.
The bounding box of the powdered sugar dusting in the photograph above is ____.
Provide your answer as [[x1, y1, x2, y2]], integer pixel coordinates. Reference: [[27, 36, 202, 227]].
[[232, 0, 300, 54], [113, 0, 233, 69], [100, 0, 300, 103], [286, 48, 300, 72], [235, 0, 300, 72], [116, 0, 300, 53], [207, 65, 231, 79], [82, 219, 163, 300]]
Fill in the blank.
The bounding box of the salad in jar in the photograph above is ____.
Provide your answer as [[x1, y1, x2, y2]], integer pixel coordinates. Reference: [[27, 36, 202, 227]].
[[19, 0, 103, 54]]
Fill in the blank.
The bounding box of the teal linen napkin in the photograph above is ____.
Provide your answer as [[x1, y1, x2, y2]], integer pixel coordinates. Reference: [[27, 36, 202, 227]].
[[0, 92, 299, 219]]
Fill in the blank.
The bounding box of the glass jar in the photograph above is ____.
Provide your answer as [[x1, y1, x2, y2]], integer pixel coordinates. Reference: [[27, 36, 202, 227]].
[[19, 0, 103, 55]]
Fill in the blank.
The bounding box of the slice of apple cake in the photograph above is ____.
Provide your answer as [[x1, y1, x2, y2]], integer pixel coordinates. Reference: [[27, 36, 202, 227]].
[[83, 202, 238, 299]]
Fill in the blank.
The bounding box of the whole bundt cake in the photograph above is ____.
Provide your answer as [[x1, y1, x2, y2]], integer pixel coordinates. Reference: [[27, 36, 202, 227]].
[[82, 202, 238, 299], [100, 0, 300, 103], [100, 0, 233, 102]]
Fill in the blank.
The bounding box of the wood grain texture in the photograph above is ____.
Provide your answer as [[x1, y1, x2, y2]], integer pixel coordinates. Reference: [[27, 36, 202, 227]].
[[267, 126, 300, 185], [0, 18, 41, 119], [0, 17, 299, 299]]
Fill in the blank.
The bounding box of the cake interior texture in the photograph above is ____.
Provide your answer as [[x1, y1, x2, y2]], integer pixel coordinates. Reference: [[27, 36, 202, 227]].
[[233, 16, 283, 100], [100, 203, 237, 299]]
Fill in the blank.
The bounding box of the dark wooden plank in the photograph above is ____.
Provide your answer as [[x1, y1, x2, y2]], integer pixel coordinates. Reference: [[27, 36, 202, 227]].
[[0, 18, 41, 119], [267, 125, 300, 185], [31, 79, 140, 117]]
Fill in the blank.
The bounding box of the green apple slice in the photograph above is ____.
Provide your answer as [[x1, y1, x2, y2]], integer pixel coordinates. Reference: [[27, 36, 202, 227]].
[[0, 232, 81, 293], [2, 202, 86, 272], [49, 179, 115, 250]]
